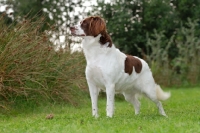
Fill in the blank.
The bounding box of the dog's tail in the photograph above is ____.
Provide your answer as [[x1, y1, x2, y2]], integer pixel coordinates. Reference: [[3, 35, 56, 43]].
[[156, 84, 171, 101]]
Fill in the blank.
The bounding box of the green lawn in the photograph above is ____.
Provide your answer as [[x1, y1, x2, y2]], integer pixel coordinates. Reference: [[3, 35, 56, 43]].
[[0, 88, 200, 133]]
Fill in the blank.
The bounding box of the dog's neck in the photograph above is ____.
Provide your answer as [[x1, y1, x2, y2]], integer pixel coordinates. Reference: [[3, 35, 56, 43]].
[[81, 34, 111, 48], [81, 35, 116, 63]]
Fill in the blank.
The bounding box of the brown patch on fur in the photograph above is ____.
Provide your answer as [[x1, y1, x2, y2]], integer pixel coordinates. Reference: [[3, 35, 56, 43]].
[[124, 55, 142, 75], [81, 16, 112, 47]]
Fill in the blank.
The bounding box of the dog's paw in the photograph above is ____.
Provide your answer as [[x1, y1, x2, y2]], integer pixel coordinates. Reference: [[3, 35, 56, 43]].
[[93, 114, 99, 118], [135, 112, 140, 115], [162, 114, 168, 118]]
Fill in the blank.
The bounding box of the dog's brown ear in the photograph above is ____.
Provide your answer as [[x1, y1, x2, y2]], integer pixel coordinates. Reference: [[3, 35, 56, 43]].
[[89, 16, 106, 37]]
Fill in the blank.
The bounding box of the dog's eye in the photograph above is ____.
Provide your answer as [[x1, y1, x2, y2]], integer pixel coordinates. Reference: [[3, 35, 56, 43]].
[[81, 20, 87, 26]]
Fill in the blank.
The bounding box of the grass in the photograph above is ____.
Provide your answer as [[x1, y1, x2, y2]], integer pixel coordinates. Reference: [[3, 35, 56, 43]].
[[0, 87, 200, 133]]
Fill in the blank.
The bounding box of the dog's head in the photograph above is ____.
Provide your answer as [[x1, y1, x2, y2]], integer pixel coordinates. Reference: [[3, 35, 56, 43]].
[[70, 16, 106, 37], [70, 16, 112, 47]]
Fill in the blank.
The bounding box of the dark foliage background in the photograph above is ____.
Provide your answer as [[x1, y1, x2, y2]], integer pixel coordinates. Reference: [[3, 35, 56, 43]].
[[93, 0, 200, 57]]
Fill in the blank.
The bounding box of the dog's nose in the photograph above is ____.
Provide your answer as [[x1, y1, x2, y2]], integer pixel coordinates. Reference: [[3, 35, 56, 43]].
[[70, 26, 75, 30]]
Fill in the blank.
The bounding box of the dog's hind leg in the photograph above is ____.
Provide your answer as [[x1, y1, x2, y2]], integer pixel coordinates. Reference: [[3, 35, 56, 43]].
[[143, 86, 167, 117], [149, 97, 167, 117], [123, 91, 140, 115]]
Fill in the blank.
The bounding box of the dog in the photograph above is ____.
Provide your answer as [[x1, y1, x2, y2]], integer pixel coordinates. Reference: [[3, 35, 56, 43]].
[[70, 16, 170, 118]]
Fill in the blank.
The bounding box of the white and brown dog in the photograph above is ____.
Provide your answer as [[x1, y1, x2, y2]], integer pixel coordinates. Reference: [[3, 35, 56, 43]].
[[70, 16, 170, 118]]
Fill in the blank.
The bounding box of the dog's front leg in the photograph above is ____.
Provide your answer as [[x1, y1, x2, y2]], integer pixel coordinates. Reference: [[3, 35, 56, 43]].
[[106, 84, 115, 118], [88, 82, 99, 118]]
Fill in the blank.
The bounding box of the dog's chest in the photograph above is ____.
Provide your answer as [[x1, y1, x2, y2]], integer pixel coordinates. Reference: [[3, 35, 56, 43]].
[[86, 64, 107, 88]]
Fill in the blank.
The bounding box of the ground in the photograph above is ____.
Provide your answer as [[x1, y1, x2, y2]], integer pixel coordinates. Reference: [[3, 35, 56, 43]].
[[0, 88, 200, 133]]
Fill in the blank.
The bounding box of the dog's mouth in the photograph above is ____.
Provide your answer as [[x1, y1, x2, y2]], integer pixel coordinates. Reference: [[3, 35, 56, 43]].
[[71, 32, 86, 36], [70, 27, 86, 37]]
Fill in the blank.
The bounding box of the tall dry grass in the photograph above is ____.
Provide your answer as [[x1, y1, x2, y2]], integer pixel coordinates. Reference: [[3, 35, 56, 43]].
[[0, 16, 87, 110], [146, 19, 200, 86]]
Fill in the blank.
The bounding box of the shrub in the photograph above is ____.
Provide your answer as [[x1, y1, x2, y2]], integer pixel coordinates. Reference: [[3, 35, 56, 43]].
[[0, 16, 87, 110], [146, 19, 200, 86]]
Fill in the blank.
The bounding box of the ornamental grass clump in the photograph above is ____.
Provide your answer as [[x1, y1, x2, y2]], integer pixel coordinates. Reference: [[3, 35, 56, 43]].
[[0, 16, 86, 110], [146, 19, 200, 86]]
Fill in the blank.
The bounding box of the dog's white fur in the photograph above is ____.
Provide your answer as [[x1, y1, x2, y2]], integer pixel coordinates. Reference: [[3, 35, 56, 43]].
[[71, 21, 170, 118]]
